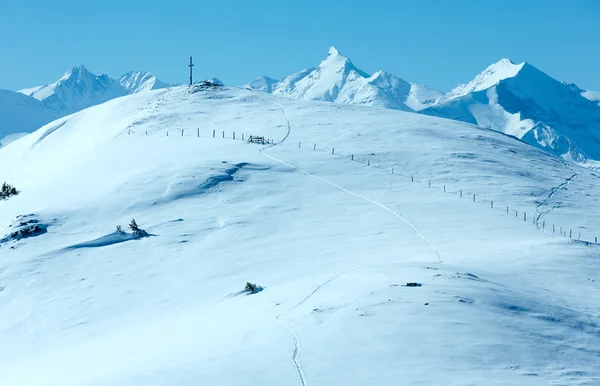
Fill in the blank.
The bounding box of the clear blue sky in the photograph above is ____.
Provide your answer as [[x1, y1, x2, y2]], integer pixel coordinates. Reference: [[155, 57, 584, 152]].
[[1, 0, 599, 92]]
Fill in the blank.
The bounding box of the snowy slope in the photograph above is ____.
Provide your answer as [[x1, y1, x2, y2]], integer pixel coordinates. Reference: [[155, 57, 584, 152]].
[[18, 85, 43, 96], [406, 83, 444, 111], [246, 47, 442, 112], [9, 67, 173, 139], [1, 86, 599, 385], [119, 71, 172, 93], [0, 89, 57, 147], [583, 90, 600, 105], [441, 59, 524, 102], [422, 59, 600, 165], [244, 76, 278, 93]]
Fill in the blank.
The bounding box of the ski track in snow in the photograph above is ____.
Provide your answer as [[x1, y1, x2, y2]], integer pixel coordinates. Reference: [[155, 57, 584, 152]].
[[534, 161, 579, 236], [250, 89, 443, 386]]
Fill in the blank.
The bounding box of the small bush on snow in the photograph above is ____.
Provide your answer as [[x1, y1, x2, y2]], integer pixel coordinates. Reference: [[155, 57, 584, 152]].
[[245, 282, 263, 294], [0, 182, 18, 200]]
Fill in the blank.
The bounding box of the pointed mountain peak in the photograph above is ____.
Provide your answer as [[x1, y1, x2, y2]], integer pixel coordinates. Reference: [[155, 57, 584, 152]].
[[61, 64, 94, 81], [120, 71, 171, 94], [318, 46, 369, 78], [321, 46, 350, 67], [443, 58, 526, 101], [244, 76, 279, 93], [328, 46, 341, 57]]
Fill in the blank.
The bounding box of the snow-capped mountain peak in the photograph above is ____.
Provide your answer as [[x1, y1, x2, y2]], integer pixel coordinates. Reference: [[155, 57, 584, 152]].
[[317, 46, 369, 78], [119, 71, 170, 94], [422, 58, 600, 166], [247, 46, 424, 111], [244, 76, 278, 93], [23, 65, 126, 115], [444, 58, 525, 101]]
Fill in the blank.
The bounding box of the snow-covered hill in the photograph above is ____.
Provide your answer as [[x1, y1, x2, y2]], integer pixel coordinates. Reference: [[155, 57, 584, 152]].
[[6, 66, 173, 143], [1, 86, 599, 385], [421, 59, 600, 166], [0, 89, 57, 147], [245, 47, 442, 112], [119, 71, 172, 94]]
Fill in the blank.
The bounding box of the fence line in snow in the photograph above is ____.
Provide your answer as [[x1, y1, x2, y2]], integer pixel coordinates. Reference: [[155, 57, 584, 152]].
[[126, 128, 598, 246]]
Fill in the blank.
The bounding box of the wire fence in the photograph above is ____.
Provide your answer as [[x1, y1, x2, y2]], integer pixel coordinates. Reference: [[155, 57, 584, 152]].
[[126, 128, 600, 246]]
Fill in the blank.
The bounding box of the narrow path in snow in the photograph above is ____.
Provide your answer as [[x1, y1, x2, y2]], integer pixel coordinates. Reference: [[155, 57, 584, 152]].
[[255, 93, 442, 264], [534, 161, 579, 235], [250, 90, 443, 386]]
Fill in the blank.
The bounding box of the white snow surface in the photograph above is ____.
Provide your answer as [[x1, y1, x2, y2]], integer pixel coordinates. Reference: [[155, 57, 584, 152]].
[[582, 90, 600, 105], [406, 83, 444, 111], [119, 71, 171, 94], [246, 47, 442, 112], [18, 85, 43, 96], [0, 89, 57, 146], [1, 86, 600, 385], [244, 76, 278, 93]]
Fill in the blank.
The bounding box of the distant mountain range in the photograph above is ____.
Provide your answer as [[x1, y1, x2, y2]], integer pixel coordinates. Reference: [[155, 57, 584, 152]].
[[0, 66, 175, 146], [245, 47, 600, 167], [246, 47, 443, 112], [2, 49, 599, 167]]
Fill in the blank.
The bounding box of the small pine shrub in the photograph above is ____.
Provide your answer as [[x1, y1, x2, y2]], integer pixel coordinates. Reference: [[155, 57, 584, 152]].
[[116, 225, 123, 233], [245, 282, 261, 294], [0, 182, 18, 200], [129, 218, 140, 233]]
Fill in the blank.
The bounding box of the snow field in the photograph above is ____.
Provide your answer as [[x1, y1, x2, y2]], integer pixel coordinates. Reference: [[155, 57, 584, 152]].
[[0, 86, 599, 385]]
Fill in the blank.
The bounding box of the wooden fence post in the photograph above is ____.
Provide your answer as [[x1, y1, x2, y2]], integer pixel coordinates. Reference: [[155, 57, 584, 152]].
[[314, 144, 316, 150], [429, 181, 431, 188], [222, 131, 224, 138], [212, 130, 215, 138], [351, 155, 354, 160], [553, 224, 555, 233], [242, 133, 244, 141], [197, 128, 199, 137], [524, 212, 526, 222], [506, 206, 509, 214], [368, 160, 370, 166], [543, 221, 545, 229], [332, 148, 335, 155], [392, 168, 394, 174], [595, 237, 597, 243], [460, 190, 462, 198], [233, 131, 235, 140], [443, 185, 446, 192], [412, 176, 414, 182], [570, 229, 572, 238], [516, 210, 518, 218], [473, 194, 475, 202], [299, 142, 301, 148], [167, 131, 169, 136], [491, 201, 493, 209], [145, 131, 148, 136], [181, 129, 184, 137]]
